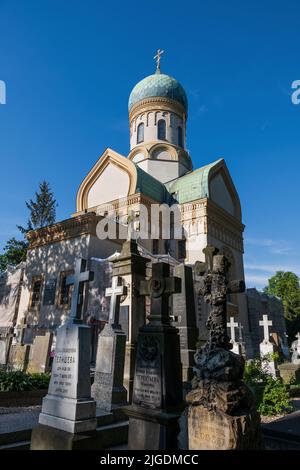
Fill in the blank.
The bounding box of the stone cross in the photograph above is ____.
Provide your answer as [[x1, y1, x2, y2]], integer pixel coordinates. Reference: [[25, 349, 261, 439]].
[[259, 314, 272, 342], [105, 276, 127, 325], [66, 258, 94, 322], [227, 317, 238, 343], [139, 262, 181, 324], [238, 323, 244, 343], [154, 48, 164, 72]]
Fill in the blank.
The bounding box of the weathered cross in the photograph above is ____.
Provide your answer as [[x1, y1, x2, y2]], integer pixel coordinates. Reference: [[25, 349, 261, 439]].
[[227, 316, 238, 343], [66, 258, 94, 322], [154, 49, 164, 72], [259, 314, 272, 342], [106, 276, 127, 325], [194, 245, 218, 276], [140, 262, 181, 325]]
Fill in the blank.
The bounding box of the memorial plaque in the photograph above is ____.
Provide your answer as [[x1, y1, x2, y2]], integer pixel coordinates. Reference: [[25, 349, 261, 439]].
[[133, 335, 162, 409], [119, 305, 129, 340], [43, 278, 57, 306], [50, 346, 77, 398]]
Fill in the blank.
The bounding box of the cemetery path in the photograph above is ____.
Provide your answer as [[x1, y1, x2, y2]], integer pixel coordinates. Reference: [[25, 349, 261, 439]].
[[0, 406, 40, 433]]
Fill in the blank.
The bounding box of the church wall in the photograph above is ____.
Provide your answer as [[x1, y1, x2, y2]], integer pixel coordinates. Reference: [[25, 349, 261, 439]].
[[87, 163, 130, 207], [210, 172, 235, 217], [137, 159, 185, 184]]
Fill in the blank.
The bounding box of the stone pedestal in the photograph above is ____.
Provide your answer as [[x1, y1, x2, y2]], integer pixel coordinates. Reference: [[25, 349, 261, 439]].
[[91, 323, 127, 411], [260, 340, 279, 377], [188, 404, 261, 450], [278, 362, 300, 384], [231, 341, 242, 356], [36, 320, 96, 435]]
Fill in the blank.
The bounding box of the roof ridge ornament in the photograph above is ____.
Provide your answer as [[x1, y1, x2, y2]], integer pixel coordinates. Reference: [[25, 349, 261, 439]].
[[154, 48, 164, 74]]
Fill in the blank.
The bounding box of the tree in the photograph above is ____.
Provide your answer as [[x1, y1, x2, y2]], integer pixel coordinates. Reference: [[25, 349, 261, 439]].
[[264, 271, 300, 344], [0, 238, 28, 272], [0, 181, 57, 273], [18, 180, 57, 234]]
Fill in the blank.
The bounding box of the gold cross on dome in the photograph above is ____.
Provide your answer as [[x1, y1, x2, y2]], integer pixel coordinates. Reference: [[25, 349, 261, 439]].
[[154, 49, 164, 72]]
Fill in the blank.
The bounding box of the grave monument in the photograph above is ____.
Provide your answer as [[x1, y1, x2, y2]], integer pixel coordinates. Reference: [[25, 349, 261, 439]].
[[259, 314, 279, 378]]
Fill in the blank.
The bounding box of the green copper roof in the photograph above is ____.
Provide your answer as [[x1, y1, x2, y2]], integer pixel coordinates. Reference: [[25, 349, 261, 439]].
[[165, 159, 223, 204], [135, 164, 168, 202], [128, 72, 188, 112]]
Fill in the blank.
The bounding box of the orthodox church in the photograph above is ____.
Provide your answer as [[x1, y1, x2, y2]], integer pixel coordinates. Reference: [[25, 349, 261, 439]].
[[0, 52, 289, 371]]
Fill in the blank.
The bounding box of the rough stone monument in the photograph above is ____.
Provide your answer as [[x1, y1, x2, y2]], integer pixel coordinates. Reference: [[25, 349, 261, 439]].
[[259, 314, 279, 377], [186, 246, 261, 450], [172, 264, 198, 384], [291, 332, 300, 364], [278, 333, 300, 384], [91, 275, 128, 411], [31, 258, 96, 449], [125, 261, 183, 450]]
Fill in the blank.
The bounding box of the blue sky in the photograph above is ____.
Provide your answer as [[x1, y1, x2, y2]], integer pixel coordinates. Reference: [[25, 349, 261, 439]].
[[0, 0, 299, 289]]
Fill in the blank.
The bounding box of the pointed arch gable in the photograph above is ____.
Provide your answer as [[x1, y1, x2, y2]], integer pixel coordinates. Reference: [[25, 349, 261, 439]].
[[76, 148, 138, 212], [208, 160, 242, 221]]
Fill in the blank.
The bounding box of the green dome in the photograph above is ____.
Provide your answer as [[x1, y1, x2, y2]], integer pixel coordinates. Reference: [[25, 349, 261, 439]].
[[128, 72, 188, 112]]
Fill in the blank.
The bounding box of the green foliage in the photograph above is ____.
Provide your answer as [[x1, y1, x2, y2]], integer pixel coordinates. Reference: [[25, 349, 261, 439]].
[[0, 370, 50, 392], [0, 180, 57, 273], [258, 376, 293, 416], [0, 238, 28, 273], [18, 180, 57, 234], [264, 271, 300, 344]]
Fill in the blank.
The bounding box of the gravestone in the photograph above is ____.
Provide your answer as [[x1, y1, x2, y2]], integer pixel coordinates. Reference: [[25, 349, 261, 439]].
[[0, 326, 14, 365], [8, 343, 31, 371], [125, 262, 184, 450], [291, 333, 300, 364], [28, 332, 53, 373], [259, 314, 279, 377], [91, 276, 127, 411], [172, 264, 198, 383], [227, 316, 242, 355], [31, 259, 96, 448], [186, 247, 261, 450]]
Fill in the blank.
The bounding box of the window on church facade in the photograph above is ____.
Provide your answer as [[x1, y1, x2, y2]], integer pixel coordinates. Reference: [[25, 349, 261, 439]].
[[178, 239, 186, 260], [137, 123, 144, 143], [29, 276, 43, 310], [157, 119, 166, 140], [57, 270, 73, 308], [152, 239, 159, 255], [178, 126, 183, 147]]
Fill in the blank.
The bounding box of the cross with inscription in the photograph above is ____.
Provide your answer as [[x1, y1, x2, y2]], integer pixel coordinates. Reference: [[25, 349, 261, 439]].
[[227, 316, 238, 343], [139, 262, 181, 325], [259, 314, 272, 342], [66, 258, 94, 322], [105, 276, 127, 325]]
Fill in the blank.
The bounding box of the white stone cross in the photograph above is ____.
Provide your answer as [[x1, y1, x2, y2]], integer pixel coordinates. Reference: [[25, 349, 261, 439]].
[[259, 314, 272, 342], [106, 276, 127, 325], [66, 258, 94, 321], [227, 316, 238, 343]]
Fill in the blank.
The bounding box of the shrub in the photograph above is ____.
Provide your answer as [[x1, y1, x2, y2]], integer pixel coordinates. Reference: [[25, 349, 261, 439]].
[[0, 370, 50, 392], [258, 376, 293, 416]]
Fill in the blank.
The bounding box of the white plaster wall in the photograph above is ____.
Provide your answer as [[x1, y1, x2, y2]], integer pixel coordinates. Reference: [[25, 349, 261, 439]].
[[137, 159, 180, 184], [130, 111, 185, 150], [87, 164, 130, 208], [210, 173, 235, 216]]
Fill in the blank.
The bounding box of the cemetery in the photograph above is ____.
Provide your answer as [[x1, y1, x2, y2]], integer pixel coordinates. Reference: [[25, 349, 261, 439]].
[[0, 6, 299, 456]]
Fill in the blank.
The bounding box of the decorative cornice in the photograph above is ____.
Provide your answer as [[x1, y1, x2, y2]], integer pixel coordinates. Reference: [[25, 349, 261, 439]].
[[27, 213, 103, 249], [129, 96, 187, 122]]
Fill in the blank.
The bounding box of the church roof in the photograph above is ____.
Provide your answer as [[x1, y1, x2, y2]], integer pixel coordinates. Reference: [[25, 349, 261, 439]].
[[165, 159, 224, 204], [128, 72, 188, 112], [135, 164, 169, 202]]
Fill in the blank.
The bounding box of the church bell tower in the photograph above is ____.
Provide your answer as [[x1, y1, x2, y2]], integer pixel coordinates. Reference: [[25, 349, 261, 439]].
[[128, 50, 192, 184]]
